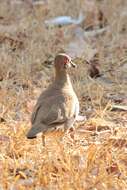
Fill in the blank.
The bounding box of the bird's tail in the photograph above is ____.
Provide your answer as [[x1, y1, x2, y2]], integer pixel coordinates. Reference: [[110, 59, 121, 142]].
[[26, 123, 47, 139]]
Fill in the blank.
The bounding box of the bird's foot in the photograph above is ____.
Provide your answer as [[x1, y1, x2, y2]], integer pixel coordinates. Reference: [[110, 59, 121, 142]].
[[67, 126, 75, 140]]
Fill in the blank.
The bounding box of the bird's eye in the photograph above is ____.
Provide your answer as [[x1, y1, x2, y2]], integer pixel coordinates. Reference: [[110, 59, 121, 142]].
[[63, 57, 69, 65]]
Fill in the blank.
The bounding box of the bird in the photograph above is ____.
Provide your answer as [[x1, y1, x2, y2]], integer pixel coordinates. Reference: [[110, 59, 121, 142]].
[[26, 53, 84, 144]]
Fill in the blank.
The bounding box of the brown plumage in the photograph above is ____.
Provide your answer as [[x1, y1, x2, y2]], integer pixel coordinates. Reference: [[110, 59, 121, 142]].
[[26, 53, 80, 141]]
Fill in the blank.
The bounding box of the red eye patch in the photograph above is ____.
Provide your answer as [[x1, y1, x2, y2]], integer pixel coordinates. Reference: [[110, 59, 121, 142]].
[[63, 56, 70, 64]]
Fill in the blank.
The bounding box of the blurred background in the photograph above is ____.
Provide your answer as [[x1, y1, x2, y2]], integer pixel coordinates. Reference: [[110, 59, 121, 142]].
[[0, 0, 127, 81]]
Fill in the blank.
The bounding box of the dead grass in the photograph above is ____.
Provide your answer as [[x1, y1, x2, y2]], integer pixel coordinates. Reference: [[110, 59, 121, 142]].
[[0, 0, 127, 189]]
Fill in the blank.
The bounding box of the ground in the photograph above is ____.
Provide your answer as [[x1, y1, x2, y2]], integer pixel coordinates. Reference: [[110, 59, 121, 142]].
[[0, 0, 127, 189]]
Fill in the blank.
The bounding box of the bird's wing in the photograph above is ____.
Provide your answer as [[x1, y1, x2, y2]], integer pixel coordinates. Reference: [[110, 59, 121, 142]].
[[31, 94, 70, 127], [31, 104, 41, 124]]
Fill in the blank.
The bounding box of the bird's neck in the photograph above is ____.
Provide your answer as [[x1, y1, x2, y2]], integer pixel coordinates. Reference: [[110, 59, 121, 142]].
[[54, 70, 72, 88]]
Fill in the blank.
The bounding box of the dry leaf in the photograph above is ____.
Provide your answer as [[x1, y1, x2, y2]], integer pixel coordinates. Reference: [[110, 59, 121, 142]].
[[109, 138, 127, 148]]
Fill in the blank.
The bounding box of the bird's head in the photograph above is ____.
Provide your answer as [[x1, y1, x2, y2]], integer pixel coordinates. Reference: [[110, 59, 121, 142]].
[[54, 53, 76, 72]]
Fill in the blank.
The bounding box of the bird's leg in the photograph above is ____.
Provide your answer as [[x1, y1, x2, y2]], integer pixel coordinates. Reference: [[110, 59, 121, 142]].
[[68, 126, 75, 140], [65, 117, 76, 140], [41, 133, 45, 146]]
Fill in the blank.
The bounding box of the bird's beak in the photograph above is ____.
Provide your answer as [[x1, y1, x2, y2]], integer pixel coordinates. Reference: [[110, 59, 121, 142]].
[[70, 61, 77, 68]]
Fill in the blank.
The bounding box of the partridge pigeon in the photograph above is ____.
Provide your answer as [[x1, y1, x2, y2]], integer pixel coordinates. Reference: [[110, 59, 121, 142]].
[[27, 53, 82, 141]]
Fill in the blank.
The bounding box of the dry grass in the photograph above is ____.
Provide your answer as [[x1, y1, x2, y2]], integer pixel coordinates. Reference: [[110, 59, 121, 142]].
[[0, 0, 127, 189]]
